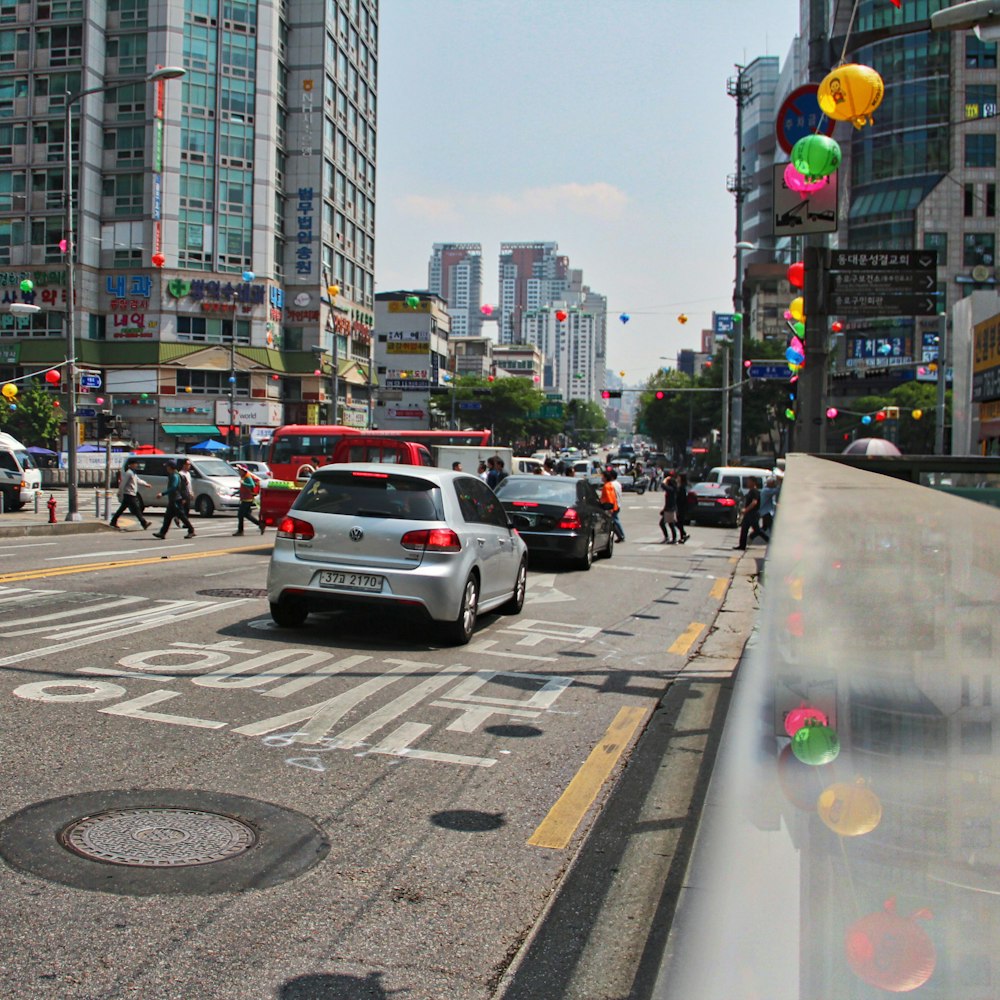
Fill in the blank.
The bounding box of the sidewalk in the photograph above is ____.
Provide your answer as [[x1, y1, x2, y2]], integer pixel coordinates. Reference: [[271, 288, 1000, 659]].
[[0, 487, 116, 538]]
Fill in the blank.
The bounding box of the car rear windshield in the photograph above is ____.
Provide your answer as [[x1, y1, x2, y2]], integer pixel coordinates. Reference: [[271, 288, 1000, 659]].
[[293, 470, 443, 520], [494, 478, 578, 505]]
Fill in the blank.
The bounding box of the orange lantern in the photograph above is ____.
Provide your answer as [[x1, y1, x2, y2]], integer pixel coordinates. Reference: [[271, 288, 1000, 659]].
[[677, 313, 688, 324]]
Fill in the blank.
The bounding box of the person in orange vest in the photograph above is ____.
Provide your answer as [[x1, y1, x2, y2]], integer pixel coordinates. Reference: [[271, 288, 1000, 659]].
[[599, 469, 625, 543]]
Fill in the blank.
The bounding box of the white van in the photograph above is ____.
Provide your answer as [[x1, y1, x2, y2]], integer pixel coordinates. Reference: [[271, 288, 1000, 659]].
[[0, 432, 42, 511], [513, 456, 543, 474], [703, 466, 767, 495], [123, 453, 242, 517]]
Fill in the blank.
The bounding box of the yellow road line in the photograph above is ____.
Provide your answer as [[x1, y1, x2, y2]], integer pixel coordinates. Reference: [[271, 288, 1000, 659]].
[[668, 621, 706, 656], [0, 544, 271, 584], [709, 577, 729, 601], [528, 704, 650, 850]]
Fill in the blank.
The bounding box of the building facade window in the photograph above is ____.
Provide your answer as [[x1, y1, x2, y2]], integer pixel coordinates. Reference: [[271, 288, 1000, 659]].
[[964, 231, 995, 266], [965, 183, 976, 216], [965, 133, 996, 168], [924, 231, 947, 258], [967, 35, 998, 69]]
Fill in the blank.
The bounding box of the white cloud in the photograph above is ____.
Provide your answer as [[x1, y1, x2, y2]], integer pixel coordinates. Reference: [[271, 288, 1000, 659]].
[[485, 182, 628, 221]]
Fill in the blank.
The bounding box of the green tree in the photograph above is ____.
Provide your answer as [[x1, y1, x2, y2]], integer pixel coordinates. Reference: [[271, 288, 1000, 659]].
[[564, 399, 608, 449], [0, 379, 61, 446], [428, 376, 553, 448]]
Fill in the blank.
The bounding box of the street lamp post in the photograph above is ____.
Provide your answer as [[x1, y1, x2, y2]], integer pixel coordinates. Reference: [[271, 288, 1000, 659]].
[[63, 66, 184, 521]]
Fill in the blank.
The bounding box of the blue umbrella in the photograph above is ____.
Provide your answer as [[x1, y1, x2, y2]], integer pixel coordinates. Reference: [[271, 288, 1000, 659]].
[[189, 439, 229, 452]]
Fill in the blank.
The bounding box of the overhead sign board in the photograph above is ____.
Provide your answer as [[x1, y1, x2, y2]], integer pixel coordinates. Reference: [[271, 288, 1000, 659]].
[[748, 363, 791, 380], [80, 374, 102, 388], [772, 163, 838, 236], [829, 249, 940, 317]]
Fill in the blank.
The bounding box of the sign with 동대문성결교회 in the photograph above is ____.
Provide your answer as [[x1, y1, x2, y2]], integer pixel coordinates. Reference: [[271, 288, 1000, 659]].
[[829, 249, 940, 317]]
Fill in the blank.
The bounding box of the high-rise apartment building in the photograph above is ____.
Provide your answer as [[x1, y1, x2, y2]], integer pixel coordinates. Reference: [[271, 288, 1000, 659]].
[[427, 243, 483, 338], [497, 242, 567, 345], [0, 0, 378, 448]]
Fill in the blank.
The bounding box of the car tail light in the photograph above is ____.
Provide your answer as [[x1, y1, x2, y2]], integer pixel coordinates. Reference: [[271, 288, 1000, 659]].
[[558, 507, 582, 530], [352, 470, 389, 478], [401, 528, 462, 551], [511, 501, 539, 508], [717, 497, 737, 507], [277, 516, 315, 540]]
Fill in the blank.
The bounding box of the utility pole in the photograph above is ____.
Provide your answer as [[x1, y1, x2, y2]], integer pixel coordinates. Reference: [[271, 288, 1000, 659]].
[[721, 342, 730, 466], [727, 65, 753, 464], [935, 312, 948, 455]]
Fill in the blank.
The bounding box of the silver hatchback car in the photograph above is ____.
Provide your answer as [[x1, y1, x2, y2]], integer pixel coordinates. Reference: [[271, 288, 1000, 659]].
[[267, 464, 528, 644]]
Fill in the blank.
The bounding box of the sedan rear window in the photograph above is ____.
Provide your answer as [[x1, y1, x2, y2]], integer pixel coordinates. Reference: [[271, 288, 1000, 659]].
[[494, 478, 578, 505], [293, 470, 443, 520]]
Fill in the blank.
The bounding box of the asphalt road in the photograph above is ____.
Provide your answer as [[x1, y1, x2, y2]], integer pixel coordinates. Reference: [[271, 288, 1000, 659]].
[[0, 494, 746, 1000]]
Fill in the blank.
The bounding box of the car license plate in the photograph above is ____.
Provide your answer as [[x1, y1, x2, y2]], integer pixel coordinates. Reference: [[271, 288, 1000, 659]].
[[318, 571, 383, 592], [699, 499, 716, 505]]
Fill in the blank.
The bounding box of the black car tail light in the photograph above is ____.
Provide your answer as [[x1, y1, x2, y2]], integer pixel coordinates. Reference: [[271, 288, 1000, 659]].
[[558, 507, 582, 530]]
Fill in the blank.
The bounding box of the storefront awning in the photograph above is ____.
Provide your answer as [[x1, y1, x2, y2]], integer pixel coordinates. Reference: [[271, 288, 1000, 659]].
[[160, 424, 221, 436]]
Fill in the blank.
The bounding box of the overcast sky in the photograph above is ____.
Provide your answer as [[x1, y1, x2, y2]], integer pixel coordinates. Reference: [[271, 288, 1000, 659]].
[[374, 0, 801, 381]]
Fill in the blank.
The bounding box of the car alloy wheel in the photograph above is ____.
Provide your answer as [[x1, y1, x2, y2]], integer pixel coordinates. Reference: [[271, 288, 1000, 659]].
[[442, 574, 479, 645], [502, 560, 527, 615], [575, 533, 594, 571]]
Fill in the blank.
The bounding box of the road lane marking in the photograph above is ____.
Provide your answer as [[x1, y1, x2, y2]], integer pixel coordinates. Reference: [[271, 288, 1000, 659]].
[[47, 543, 193, 560], [668, 621, 706, 656], [528, 704, 651, 850], [0, 544, 271, 583], [710, 578, 729, 600]]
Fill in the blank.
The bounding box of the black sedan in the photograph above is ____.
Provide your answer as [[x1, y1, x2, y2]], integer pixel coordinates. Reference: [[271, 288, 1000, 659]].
[[686, 482, 742, 527], [493, 474, 614, 569]]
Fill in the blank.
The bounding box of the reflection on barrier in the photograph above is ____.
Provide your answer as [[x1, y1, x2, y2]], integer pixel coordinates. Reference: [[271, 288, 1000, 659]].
[[660, 454, 1000, 998]]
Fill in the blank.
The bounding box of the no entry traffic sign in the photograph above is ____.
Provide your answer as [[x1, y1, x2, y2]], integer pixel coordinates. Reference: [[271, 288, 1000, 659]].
[[776, 84, 836, 155]]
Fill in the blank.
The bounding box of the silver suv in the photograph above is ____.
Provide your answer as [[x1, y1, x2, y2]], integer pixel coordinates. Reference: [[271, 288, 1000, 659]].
[[266, 465, 528, 645]]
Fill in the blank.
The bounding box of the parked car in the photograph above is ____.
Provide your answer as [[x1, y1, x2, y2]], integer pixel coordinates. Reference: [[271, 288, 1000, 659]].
[[685, 482, 742, 527], [493, 473, 614, 570], [701, 466, 765, 495], [267, 465, 527, 645]]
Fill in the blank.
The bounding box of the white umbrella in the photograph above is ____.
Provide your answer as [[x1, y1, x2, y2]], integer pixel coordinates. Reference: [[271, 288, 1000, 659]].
[[842, 437, 902, 456]]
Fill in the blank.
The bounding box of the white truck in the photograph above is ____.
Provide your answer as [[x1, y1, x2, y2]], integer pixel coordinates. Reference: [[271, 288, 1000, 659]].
[[432, 445, 513, 476], [0, 432, 42, 511]]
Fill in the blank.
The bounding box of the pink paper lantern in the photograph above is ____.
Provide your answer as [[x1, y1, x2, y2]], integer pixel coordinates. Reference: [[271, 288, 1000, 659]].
[[784, 704, 829, 738], [784, 162, 828, 195]]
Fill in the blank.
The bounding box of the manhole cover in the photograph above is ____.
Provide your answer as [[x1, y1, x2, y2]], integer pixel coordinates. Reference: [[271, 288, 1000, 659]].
[[60, 808, 256, 868], [0, 789, 330, 896]]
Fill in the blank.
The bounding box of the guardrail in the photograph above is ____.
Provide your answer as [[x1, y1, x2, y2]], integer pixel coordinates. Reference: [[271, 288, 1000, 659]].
[[659, 453, 1000, 998]]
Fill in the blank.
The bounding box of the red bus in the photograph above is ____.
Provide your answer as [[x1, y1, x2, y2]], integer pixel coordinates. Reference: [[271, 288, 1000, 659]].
[[267, 425, 491, 482]]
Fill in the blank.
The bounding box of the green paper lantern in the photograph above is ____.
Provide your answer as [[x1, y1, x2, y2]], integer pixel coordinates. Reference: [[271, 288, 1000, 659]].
[[791, 721, 840, 766], [785, 407, 796, 420], [405, 295, 420, 308], [19, 279, 33, 293], [790, 134, 842, 181], [733, 312, 743, 322]]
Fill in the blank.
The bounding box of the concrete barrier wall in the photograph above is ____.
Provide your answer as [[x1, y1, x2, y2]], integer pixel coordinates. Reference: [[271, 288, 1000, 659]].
[[660, 454, 1000, 998]]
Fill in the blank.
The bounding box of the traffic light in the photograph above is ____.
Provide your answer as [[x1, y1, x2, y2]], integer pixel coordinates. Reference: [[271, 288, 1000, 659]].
[[472, 387, 491, 396], [96, 410, 114, 437], [601, 390, 622, 399], [428, 387, 450, 396]]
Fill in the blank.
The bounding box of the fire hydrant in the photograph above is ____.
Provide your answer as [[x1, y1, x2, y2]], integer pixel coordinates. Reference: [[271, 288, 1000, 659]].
[[47, 494, 57, 523]]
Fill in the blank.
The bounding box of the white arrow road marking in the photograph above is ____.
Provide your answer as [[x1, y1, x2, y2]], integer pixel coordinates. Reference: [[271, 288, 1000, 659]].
[[525, 571, 574, 605]]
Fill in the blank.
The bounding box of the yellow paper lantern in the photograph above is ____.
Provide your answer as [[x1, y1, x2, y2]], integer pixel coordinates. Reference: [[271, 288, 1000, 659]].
[[818, 63, 884, 129], [817, 778, 882, 836], [677, 313, 688, 324], [911, 408, 923, 420], [1, 383, 17, 399], [327, 284, 340, 298], [789, 297, 805, 322]]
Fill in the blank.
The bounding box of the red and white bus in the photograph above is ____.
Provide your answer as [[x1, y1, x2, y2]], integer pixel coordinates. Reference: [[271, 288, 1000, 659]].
[[267, 425, 491, 483]]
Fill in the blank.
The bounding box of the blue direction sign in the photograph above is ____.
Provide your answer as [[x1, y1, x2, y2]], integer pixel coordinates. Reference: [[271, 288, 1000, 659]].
[[76, 407, 96, 418], [458, 401, 482, 410], [748, 363, 790, 381], [80, 374, 102, 388]]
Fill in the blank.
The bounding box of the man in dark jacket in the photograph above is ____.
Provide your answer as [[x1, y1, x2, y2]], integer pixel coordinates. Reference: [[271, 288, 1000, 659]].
[[734, 476, 769, 550], [152, 461, 196, 539]]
